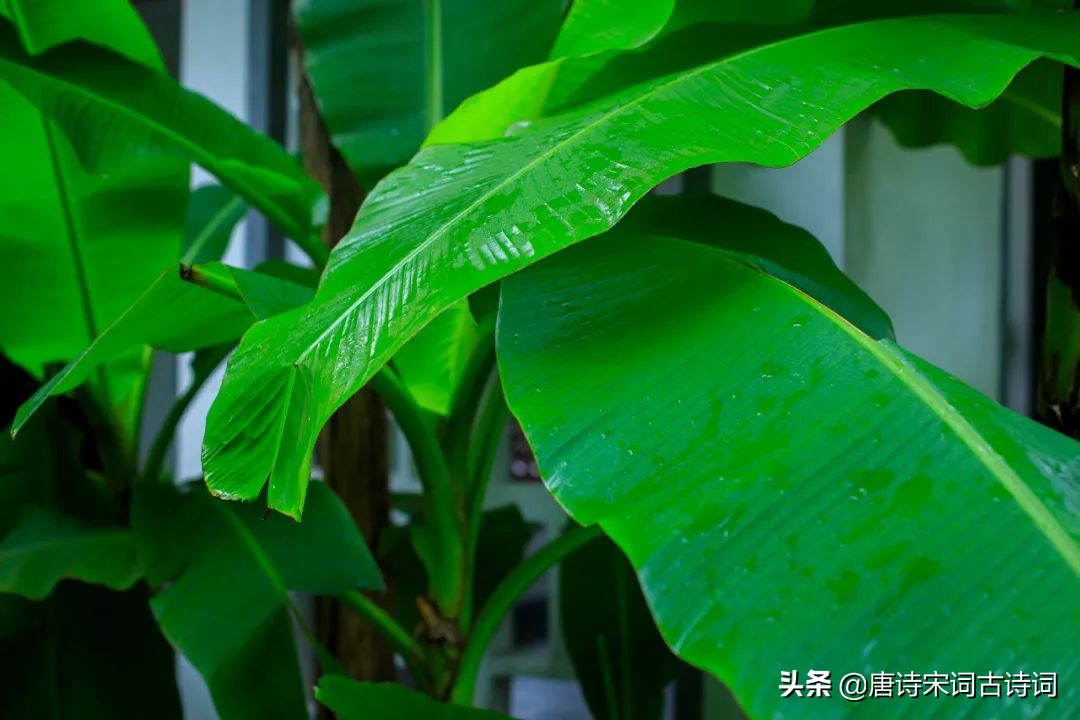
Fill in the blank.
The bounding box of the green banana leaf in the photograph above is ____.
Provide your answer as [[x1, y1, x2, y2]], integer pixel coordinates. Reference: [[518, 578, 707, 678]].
[[393, 300, 479, 416], [551, 0, 820, 59], [0, 506, 139, 599], [134, 481, 382, 720], [293, 0, 563, 184], [316, 676, 514, 720], [202, 12, 1080, 518], [496, 196, 1080, 719], [0, 382, 180, 717], [0, 0, 162, 66], [0, 21, 325, 261], [13, 264, 313, 435], [441, 0, 1066, 163], [873, 60, 1062, 164], [0, 80, 186, 352], [0, 81, 186, 430], [550, 0, 675, 58]]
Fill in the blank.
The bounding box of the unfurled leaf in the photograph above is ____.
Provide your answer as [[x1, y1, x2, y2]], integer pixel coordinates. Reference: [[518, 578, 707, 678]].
[[204, 12, 1080, 518], [0, 505, 139, 600], [560, 530, 678, 720], [497, 197, 1080, 719], [133, 481, 381, 720], [0, 21, 324, 258], [316, 677, 515, 720], [294, 0, 563, 183], [0, 81, 186, 417]]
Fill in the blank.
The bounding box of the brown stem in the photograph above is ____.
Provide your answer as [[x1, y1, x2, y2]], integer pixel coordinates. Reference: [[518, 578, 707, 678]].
[[292, 12, 398, 686]]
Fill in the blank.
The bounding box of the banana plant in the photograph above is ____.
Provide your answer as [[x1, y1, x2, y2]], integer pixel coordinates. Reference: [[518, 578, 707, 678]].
[[2, 0, 1079, 719]]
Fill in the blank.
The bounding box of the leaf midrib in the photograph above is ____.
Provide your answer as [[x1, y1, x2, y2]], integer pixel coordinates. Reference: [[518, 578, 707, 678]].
[[299, 13, 1038, 369], [667, 235, 1080, 575], [298, 23, 729, 364]]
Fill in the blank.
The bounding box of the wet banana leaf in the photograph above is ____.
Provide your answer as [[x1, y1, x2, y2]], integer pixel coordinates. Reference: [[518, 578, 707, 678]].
[[497, 196, 1080, 719], [203, 12, 1080, 518]]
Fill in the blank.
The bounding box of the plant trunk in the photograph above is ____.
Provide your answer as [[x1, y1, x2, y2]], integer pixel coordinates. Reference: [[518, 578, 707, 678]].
[[1037, 17, 1080, 439], [295, 35, 397, 685]]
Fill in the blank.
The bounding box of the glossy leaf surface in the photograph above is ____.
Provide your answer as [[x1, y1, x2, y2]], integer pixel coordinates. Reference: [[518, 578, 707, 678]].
[[0, 505, 139, 599], [316, 677, 514, 720], [0, 21, 323, 254], [204, 12, 1080, 517], [133, 481, 381, 720], [497, 200, 1080, 718], [294, 0, 563, 183]]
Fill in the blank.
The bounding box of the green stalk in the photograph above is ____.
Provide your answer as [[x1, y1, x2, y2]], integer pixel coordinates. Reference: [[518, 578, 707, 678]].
[[181, 262, 242, 301], [340, 590, 427, 683], [369, 369, 466, 615], [442, 329, 495, 484], [459, 371, 508, 629], [450, 524, 603, 705]]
